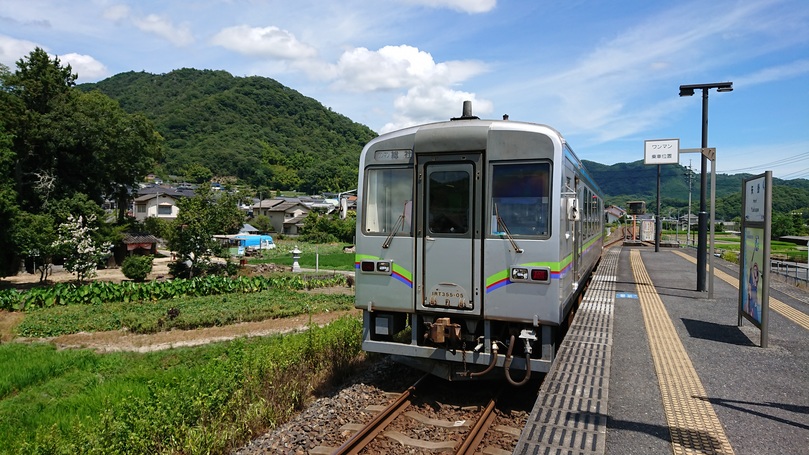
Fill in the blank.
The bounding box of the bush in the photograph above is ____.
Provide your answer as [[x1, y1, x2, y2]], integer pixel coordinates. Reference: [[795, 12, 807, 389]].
[[721, 250, 738, 264], [301, 231, 338, 243], [121, 255, 154, 282]]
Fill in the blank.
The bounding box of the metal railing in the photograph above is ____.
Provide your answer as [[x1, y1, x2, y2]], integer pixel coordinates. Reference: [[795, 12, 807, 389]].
[[771, 261, 809, 287]]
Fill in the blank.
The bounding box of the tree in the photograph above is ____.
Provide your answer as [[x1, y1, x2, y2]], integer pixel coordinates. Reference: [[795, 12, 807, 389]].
[[139, 216, 172, 239], [4, 47, 76, 114], [3, 48, 162, 216], [167, 187, 244, 277], [52, 214, 112, 283], [10, 212, 56, 282], [300, 211, 355, 243], [0, 124, 20, 276], [250, 214, 274, 233], [185, 163, 213, 184]]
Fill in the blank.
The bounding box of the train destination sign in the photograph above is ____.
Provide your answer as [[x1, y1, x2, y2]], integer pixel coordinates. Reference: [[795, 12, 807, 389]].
[[644, 138, 679, 165]]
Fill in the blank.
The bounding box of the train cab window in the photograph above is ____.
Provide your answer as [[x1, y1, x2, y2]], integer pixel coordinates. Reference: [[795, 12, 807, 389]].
[[364, 168, 413, 234], [428, 170, 470, 234], [490, 162, 550, 237]]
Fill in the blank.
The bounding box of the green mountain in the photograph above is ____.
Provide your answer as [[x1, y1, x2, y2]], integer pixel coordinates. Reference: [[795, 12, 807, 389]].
[[78, 68, 809, 221], [584, 159, 809, 220], [77, 68, 377, 194]]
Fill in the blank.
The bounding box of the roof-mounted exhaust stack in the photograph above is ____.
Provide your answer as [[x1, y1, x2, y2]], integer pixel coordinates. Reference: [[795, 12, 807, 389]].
[[451, 100, 480, 121]]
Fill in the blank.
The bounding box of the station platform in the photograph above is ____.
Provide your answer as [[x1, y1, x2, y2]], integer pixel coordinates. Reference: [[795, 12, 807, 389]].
[[514, 246, 809, 455]]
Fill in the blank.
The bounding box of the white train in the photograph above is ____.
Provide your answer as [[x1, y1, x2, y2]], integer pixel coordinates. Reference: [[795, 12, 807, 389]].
[[353, 102, 604, 385]]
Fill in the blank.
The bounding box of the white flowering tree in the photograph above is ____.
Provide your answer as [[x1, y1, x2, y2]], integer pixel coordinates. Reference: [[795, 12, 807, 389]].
[[52, 214, 112, 284]]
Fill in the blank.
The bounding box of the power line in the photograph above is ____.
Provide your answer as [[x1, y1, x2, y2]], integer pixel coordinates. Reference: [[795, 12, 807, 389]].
[[779, 167, 809, 180], [721, 151, 809, 174]]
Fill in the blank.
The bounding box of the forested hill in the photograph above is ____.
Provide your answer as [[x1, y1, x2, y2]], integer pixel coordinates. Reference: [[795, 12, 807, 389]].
[[78, 68, 809, 220], [77, 69, 377, 194], [583, 159, 809, 221]]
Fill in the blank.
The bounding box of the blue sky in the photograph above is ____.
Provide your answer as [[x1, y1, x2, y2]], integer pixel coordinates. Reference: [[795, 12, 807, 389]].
[[1, 0, 807, 179]]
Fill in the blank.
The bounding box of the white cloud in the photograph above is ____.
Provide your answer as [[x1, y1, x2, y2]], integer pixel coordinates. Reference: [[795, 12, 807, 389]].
[[330, 45, 487, 92], [133, 14, 194, 47], [0, 36, 106, 82], [402, 0, 496, 14], [60, 53, 107, 80], [381, 85, 493, 133], [211, 25, 317, 60], [0, 34, 38, 67]]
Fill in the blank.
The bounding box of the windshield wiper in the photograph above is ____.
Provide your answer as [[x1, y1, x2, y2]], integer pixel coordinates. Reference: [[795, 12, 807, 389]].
[[494, 203, 523, 253], [382, 202, 409, 248]]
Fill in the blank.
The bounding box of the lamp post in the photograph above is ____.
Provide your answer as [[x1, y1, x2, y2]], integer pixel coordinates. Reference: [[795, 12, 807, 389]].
[[679, 81, 732, 292]]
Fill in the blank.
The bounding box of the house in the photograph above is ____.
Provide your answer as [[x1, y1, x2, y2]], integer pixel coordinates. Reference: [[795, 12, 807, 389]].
[[252, 199, 285, 218], [113, 233, 160, 266], [239, 223, 260, 234], [605, 205, 625, 224], [132, 192, 180, 222], [122, 233, 159, 255], [252, 199, 311, 234]]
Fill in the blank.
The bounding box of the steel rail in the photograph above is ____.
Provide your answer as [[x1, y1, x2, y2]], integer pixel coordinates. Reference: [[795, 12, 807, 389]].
[[333, 374, 430, 455], [454, 395, 498, 455]]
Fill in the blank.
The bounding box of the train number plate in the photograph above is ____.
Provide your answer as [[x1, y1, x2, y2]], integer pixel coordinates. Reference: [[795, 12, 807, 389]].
[[427, 283, 472, 310]]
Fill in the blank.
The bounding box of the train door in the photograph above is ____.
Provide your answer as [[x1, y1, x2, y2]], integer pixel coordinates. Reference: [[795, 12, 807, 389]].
[[416, 153, 482, 316], [574, 177, 581, 283]]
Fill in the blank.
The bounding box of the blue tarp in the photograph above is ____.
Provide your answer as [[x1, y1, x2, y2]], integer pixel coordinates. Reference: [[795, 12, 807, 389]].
[[233, 234, 275, 249]]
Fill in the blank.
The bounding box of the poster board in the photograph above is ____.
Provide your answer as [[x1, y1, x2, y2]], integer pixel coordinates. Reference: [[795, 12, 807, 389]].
[[738, 172, 771, 347]]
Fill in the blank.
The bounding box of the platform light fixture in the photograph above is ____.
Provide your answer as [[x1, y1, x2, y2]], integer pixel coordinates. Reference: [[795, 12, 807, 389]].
[[678, 81, 733, 292]]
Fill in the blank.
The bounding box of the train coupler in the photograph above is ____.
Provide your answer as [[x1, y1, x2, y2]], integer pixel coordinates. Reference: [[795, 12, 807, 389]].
[[424, 317, 461, 344]]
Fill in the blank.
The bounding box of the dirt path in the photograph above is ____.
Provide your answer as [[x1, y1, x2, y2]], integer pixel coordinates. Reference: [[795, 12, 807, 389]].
[[38, 308, 361, 353], [2, 304, 358, 352], [2, 255, 173, 285]]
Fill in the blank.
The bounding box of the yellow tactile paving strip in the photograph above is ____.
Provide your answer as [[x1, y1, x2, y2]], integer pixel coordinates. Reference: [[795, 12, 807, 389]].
[[671, 250, 809, 330], [630, 250, 734, 455]]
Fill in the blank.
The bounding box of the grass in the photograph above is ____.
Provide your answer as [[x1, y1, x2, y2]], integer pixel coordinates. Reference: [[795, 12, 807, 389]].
[[660, 230, 808, 263], [1, 264, 365, 454], [0, 316, 364, 454], [248, 240, 355, 271]]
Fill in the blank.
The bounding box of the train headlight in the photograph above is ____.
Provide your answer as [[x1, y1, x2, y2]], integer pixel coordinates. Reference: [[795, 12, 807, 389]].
[[360, 259, 394, 275], [511, 267, 529, 281]]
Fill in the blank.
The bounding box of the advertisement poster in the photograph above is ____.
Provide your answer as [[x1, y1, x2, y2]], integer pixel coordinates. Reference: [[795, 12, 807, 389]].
[[741, 227, 764, 326]]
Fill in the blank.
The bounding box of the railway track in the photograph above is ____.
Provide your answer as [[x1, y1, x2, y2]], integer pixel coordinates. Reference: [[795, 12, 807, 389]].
[[314, 374, 533, 455]]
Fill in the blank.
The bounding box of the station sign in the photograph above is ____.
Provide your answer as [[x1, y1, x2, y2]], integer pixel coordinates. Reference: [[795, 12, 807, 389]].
[[644, 139, 679, 165], [739, 171, 771, 348], [744, 175, 767, 223]]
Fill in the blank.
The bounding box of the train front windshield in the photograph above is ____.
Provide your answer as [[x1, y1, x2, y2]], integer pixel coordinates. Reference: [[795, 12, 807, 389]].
[[363, 167, 413, 235], [490, 162, 551, 237]]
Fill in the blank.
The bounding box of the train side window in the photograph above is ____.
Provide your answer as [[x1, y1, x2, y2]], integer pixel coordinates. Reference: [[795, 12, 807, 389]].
[[490, 162, 550, 237], [364, 167, 413, 234]]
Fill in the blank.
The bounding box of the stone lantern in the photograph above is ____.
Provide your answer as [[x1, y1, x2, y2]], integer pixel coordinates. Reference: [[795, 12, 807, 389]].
[[291, 246, 302, 273]]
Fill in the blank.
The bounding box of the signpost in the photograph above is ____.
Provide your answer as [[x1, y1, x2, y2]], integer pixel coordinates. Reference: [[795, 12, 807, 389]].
[[679, 147, 717, 298], [739, 172, 771, 347], [644, 139, 679, 252]]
